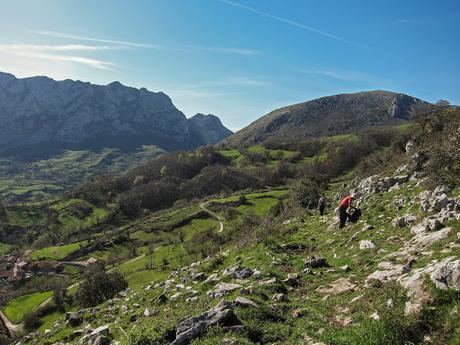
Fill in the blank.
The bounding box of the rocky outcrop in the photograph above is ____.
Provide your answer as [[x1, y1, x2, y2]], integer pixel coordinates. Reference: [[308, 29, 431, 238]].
[[172, 300, 242, 345]]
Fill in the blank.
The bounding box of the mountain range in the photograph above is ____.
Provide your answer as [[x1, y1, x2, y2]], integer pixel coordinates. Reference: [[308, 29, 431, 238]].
[[0, 72, 232, 158]]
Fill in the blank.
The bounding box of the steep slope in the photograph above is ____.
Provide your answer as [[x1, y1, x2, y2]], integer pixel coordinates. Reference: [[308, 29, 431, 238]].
[[0, 72, 232, 157], [224, 90, 426, 146]]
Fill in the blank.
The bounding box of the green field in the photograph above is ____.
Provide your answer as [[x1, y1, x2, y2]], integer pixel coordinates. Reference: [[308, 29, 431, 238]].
[[0, 242, 11, 255], [3, 291, 53, 323], [29, 242, 84, 261], [0, 146, 163, 203]]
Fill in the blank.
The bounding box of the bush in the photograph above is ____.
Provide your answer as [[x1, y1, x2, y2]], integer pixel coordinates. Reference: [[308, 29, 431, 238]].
[[23, 311, 43, 331], [75, 270, 128, 307], [292, 175, 327, 209]]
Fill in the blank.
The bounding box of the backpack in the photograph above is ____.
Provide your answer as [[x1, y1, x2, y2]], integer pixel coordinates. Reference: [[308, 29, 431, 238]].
[[347, 208, 362, 223]]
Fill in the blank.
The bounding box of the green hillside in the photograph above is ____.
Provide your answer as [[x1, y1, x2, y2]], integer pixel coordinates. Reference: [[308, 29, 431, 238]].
[[0, 146, 163, 203], [1, 104, 459, 345]]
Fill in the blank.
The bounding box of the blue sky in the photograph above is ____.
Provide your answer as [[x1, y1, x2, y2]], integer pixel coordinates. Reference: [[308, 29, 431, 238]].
[[0, 0, 459, 130]]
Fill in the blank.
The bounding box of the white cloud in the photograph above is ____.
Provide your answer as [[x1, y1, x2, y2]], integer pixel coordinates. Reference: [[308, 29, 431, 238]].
[[37, 30, 261, 56], [17, 52, 116, 70], [36, 30, 163, 49], [0, 43, 125, 52], [0, 44, 116, 70]]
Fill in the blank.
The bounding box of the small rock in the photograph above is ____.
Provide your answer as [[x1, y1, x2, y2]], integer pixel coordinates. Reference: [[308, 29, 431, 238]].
[[272, 293, 288, 303], [305, 255, 329, 268], [341, 265, 351, 273], [292, 308, 307, 318], [370, 311, 380, 320], [359, 240, 375, 250], [234, 297, 258, 308]]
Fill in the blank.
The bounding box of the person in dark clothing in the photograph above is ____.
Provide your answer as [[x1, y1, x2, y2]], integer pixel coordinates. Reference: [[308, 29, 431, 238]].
[[338, 194, 355, 228], [318, 195, 326, 216]]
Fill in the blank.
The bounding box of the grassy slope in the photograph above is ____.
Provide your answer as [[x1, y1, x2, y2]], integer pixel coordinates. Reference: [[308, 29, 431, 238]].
[[3, 291, 52, 324], [0, 146, 163, 202], [34, 177, 460, 345], [29, 242, 84, 261]]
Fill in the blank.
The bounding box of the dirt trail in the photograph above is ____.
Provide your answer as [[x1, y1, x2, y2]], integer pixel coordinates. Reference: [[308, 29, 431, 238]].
[[200, 201, 224, 232], [0, 310, 22, 337]]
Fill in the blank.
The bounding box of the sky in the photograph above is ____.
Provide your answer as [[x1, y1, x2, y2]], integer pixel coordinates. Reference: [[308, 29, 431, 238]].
[[0, 0, 459, 131]]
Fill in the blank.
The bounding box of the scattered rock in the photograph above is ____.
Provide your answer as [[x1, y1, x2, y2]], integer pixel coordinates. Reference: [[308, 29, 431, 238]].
[[235, 268, 253, 280], [172, 300, 242, 345], [208, 283, 242, 298], [282, 273, 300, 286], [272, 293, 289, 303], [234, 297, 258, 308], [305, 255, 329, 268], [292, 308, 307, 318], [430, 259, 460, 291], [359, 240, 375, 250], [370, 311, 380, 320], [193, 272, 207, 282], [341, 265, 351, 273], [65, 312, 83, 327], [170, 292, 181, 301], [158, 294, 168, 304]]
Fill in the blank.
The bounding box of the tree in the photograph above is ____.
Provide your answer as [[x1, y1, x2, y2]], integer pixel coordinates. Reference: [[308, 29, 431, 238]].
[[53, 281, 68, 312], [75, 270, 128, 307], [292, 175, 327, 209]]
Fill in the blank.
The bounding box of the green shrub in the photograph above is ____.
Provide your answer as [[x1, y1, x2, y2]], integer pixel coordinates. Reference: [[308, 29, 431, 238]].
[[23, 311, 43, 331], [75, 270, 128, 307]]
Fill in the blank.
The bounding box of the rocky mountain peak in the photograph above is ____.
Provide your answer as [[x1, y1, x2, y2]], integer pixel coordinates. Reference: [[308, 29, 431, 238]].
[[0, 72, 232, 157], [223, 90, 429, 146]]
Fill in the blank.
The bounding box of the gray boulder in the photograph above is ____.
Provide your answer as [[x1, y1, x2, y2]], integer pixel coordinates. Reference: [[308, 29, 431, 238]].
[[359, 240, 375, 250], [234, 297, 258, 308], [172, 300, 241, 345], [430, 260, 460, 291], [305, 256, 329, 268], [207, 282, 242, 298]]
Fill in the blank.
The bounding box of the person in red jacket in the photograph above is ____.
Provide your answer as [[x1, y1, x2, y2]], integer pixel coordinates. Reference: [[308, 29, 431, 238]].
[[338, 194, 355, 228]]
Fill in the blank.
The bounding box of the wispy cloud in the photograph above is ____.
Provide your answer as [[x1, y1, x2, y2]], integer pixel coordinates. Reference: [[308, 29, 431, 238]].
[[0, 44, 116, 70], [300, 69, 378, 82], [0, 43, 124, 52], [218, 0, 367, 48], [36, 30, 162, 49], [37, 30, 261, 56], [15, 52, 115, 70]]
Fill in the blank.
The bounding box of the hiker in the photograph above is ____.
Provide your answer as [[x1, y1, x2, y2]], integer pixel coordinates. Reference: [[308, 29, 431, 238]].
[[318, 194, 326, 216], [338, 194, 355, 228]]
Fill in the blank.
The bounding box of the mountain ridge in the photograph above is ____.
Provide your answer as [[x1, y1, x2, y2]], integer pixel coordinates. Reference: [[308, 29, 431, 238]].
[[223, 90, 428, 146], [0, 72, 232, 157]]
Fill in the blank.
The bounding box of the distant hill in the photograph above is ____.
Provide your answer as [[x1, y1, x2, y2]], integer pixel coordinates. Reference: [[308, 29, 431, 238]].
[[223, 90, 427, 146], [0, 72, 232, 158], [188, 113, 233, 146]]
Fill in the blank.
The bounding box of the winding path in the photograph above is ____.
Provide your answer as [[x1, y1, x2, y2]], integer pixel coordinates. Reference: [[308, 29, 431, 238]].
[[200, 201, 224, 233], [0, 310, 22, 337]]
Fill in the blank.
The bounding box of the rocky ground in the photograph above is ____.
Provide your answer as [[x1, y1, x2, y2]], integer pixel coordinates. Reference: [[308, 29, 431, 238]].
[[14, 165, 460, 345]]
